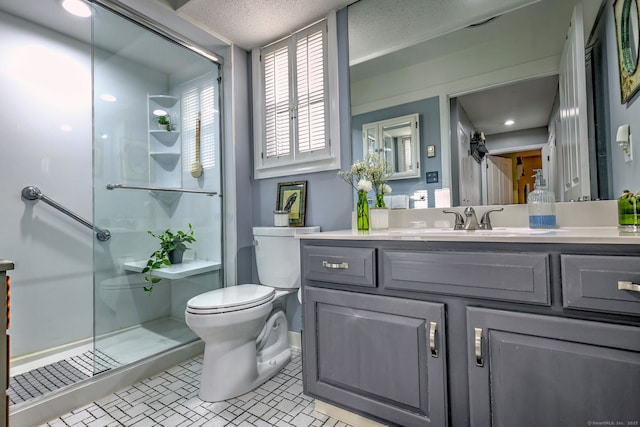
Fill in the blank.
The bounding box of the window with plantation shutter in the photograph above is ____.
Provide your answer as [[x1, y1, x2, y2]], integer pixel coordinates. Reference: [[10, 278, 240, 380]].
[[252, 15, 341, 179]]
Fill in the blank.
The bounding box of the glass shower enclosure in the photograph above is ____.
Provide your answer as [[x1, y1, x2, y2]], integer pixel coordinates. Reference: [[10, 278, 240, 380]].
[[91, 3, 224, 370], [0, 0, 223, 410]]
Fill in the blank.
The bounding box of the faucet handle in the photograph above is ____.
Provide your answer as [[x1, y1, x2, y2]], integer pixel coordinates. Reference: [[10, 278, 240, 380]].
[[479, 208, 504, 230], [443, 210, 465, 230]]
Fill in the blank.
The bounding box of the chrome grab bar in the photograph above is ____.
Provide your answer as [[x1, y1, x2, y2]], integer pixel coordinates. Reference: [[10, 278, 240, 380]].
[[21, 186, 111, 241], [106, 183, 217, 196]]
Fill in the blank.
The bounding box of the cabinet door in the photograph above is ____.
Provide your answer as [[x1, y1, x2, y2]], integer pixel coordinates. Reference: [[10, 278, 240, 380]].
[[467, 307, 640, 427], [303, 287, 447, 427]]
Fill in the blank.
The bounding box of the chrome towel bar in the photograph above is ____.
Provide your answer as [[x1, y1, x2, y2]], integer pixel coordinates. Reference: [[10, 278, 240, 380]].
[[21, 186, 111, 241]]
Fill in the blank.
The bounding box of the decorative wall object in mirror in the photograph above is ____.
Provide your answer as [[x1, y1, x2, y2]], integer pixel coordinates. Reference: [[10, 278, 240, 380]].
[[614, 0, 640, 102], [276, 181, 307, 226], [362, 113, 420, 180], [470, 131, 489, 163]]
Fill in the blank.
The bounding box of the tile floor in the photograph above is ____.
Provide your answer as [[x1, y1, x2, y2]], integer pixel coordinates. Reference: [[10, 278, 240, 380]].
[[40, 350, 354, 427]]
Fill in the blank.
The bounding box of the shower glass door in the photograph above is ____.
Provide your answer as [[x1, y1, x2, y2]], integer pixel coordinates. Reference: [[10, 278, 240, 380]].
[[92, 3, 223, 372]]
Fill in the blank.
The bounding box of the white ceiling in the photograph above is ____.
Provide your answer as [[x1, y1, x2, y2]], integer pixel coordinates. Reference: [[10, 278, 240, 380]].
[[172, 0, 358, 50], [347, 0, 540, 66], [457, 75, 559, 136]]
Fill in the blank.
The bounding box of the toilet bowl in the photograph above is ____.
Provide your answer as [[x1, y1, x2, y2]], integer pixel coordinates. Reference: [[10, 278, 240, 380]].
[[185, 226, 319, 402]]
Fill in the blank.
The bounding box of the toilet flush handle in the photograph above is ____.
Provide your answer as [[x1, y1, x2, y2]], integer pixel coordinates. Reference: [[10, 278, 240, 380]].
[[252, 240, 258, 246]]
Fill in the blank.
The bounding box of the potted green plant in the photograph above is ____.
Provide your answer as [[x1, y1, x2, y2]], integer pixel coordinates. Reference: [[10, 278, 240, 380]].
[[142, 224, 196, 293], [156, 114, 172, 131]]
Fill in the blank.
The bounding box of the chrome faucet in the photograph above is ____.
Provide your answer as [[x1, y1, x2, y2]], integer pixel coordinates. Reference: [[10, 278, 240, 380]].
[[463, 207, 479, 230], [443, 207, 504, 230]]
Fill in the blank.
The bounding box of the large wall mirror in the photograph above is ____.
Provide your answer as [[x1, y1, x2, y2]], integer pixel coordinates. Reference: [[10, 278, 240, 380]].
[[348, 0, 640, 207]]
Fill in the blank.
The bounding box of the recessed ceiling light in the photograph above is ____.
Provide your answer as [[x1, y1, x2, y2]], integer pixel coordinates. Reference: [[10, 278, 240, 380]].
[[504, 119, 515, 126], [60, 0, 92, 18], [153, 109, 167, 116], [100, 93, 117, 102]]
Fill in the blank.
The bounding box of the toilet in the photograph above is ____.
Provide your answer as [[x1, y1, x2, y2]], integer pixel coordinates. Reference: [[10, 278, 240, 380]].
[[185, 226, 319, 402]]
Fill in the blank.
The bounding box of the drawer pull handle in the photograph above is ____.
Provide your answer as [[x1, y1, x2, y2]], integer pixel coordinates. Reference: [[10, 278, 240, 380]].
[[474, 327, 484, 367], [322, 261, 349, 269], [618, 280, 640, 292], [429, 321, 438, 357]]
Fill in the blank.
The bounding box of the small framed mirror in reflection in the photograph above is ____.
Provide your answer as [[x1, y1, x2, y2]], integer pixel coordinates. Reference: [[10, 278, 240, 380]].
[[362, 113, 421, 180]]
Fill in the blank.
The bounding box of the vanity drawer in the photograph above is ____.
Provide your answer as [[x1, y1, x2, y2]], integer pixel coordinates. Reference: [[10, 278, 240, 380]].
[[303, 246, 376, 288], [561, 255, 640, 316], [381, 250, 550, 304]]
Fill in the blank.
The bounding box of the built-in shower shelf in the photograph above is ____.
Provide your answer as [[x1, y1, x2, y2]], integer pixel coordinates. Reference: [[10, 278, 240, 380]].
[[149, 130, 179, 144], [123, 259, 222, 279]]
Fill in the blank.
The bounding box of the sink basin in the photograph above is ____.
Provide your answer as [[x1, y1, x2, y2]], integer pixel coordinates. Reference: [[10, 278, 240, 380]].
[[388, 227, 559, 236]]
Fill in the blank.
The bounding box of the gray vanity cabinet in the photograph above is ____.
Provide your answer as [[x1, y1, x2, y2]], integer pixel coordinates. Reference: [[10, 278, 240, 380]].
[[467, 307, 640, 427], [303, 286, 448, 427], [301, 240, 640, 427]]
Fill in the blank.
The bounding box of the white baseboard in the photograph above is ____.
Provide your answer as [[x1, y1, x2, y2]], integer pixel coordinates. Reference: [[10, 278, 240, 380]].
[[314, 399, 388, 427], [288, 331, 301, 349]]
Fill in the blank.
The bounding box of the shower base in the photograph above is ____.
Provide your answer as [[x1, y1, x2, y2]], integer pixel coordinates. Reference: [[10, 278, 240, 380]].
[[9, 316, 196, 407], [8, 349, 119, 405]]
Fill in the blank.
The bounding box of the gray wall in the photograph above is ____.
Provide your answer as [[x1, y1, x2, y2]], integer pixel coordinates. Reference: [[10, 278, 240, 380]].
[[240, 8, 352, 331], [351, 96, 441, 207]]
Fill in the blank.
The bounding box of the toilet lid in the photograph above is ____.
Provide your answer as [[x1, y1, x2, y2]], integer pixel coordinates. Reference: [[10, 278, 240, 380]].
[[186, 284, 274, 313]]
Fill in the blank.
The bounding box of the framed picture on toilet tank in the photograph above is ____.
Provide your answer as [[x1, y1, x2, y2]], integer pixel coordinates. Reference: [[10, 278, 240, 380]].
[[276, 181, 307, 227]]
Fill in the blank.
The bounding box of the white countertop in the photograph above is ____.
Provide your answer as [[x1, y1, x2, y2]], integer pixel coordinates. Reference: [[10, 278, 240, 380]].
[[299, 227, 640, 245]]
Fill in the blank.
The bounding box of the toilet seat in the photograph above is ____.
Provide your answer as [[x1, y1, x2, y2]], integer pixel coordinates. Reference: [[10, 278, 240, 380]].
[[186, 284, 275, 315]]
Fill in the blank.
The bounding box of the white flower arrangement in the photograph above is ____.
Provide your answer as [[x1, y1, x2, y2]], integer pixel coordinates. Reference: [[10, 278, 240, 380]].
[[338, 154, 393, 207]]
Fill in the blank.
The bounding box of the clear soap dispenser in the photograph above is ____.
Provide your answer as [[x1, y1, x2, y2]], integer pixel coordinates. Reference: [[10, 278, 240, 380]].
[[528, 169, 556, 228]]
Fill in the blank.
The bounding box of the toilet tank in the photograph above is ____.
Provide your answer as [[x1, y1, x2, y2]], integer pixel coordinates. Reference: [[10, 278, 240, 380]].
[[253, 226, 320, 289]]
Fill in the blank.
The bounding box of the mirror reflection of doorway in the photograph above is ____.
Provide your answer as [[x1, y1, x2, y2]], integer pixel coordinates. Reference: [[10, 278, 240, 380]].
[[451, 75, 557, 206], [484, 150, 542, 205], [486, 155, 513, 205]]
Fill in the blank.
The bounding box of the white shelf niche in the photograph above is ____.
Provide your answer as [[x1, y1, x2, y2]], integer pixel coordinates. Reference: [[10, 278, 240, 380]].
[[148, 94, 181, 191]]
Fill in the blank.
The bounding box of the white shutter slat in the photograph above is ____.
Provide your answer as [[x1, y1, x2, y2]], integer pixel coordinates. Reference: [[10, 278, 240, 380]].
[[296, 26, 327, 154], [263, 45, 291, 158]]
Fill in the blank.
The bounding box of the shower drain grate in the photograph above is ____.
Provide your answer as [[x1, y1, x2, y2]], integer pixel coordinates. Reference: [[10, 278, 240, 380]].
[[8, 350, 121, 406]]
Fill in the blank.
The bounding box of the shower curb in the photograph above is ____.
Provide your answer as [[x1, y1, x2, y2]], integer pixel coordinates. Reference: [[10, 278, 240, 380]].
[[9, 340, 204, 427]]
